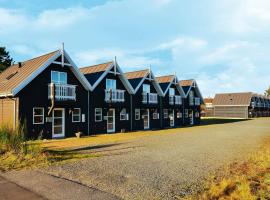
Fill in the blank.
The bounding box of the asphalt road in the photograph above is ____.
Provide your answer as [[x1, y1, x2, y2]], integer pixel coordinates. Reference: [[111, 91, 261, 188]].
[[2, 118, 270, 200]]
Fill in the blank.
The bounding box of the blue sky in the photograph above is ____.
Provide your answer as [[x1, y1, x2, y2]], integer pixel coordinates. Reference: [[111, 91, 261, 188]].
[[0, 0, 270, 96]]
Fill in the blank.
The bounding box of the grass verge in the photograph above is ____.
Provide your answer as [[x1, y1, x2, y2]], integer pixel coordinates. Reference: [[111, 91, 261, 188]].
[[184, 141, 270, 200]]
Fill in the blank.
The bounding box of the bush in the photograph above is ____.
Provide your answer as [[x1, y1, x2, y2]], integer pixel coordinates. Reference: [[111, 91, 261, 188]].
[[0, 124, 26, 154]]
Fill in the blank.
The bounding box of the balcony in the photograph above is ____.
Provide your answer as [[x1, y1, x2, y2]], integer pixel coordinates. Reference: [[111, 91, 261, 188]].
[[105, 89, 125, 103], [48, 83, 76, 101], [175, 95, 182, 105], [195, 97, 201, 105], [169, 95, 174, 105], [142, 93, 158, 104]]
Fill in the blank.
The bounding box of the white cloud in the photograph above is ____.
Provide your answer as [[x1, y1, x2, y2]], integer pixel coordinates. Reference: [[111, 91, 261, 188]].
[[158, 37, 207, 50]]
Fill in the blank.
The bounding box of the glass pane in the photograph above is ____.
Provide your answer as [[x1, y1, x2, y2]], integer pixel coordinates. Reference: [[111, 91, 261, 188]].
[[73, 116, 80, 122], [60, 72, 67, 84], [54, 110, 63, 117], [106, 79, 116, 90], [54, 118, 62, 126], [34, 116, 43, 123], [73, 109, 80, 115], [169, 88, 175, 96], [34, 108, 43, 115], [51, 71, 58, 83], [143, 84, 150, 93], [54, 126, 62, 134], [108, 124, 113, 129]]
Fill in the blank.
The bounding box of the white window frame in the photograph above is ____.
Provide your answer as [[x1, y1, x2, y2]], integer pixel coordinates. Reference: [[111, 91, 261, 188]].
[[95, 108, 103, 122], [106, 79, 116, 90], [51, 71, 67, 84], [72, 108, 81, 123], [143, 84, 150, 93], [164, 109, 168, 119], [120, 108, 127, 121], [135, 109, 140, 120], [169, 88, 175, 96], [153, 110, 159, 119], [33, 107, 44, 124]]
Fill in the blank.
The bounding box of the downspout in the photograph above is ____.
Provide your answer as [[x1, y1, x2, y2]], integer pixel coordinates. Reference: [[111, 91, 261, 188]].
[[87, 90, 90, 136], [130, 94, 133, 131]]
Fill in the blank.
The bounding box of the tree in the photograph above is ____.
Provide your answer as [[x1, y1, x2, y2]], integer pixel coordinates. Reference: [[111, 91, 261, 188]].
[[0, 47, 13, 72], [265, 86, 270, 97]]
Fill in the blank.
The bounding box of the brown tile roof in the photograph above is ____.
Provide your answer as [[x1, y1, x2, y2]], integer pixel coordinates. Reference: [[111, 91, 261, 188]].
[[80, 61, 113, 74], [179, 79, 194, 87], [156, 75, 174, 83], [0, 50, 59, 95], [213, 92, 253, 106], [204, 98, 213, 104], [124, 69, 149, 79]]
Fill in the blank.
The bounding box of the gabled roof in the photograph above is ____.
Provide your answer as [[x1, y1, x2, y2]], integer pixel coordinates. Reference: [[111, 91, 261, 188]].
[[156, 75, 185, 97], [179, 79, 204, 101], [80, 61, 134, 94], [124, 69, 163, 96], [0, 49, 91, 97], [213, 92, 253, 106], [204, 98, 213, 104]]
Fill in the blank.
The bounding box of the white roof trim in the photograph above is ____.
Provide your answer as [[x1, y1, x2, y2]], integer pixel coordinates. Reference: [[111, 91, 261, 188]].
[[163, 76, 185, 97], [12, 51, 61, 96], [63, 50, 92, 91], [90, 62, 134, 94], [184, 80, 204, 102], [133, 70, 164, 96], [12, 50, 92, 96]]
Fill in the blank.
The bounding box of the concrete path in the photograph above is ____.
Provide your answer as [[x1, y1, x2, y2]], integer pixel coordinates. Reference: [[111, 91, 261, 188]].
[[1, 170, 119, 200], [0, 175, 44, 200]]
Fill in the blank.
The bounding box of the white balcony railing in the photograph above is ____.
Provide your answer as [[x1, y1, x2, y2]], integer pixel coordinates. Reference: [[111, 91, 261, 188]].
[[149, 93, 158, 104], [169, 95, 174, 105], [142, 93, 158, 104], [175, 95, 182, 105], [48, 83, 76, 101], [105, 89, 125, 103], [195, 97, 201, 105]]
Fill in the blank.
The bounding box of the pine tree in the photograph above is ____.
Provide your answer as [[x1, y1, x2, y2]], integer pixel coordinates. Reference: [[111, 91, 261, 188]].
[[0, 47, 13, 72]]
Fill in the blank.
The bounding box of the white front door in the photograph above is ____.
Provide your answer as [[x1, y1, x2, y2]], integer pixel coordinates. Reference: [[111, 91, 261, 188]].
[[52, 108, 65, 138], [143, 109, 150, 129], [107, 109, 115, 133], [169, 109, 174, 127], [190, 110, 194, 125]]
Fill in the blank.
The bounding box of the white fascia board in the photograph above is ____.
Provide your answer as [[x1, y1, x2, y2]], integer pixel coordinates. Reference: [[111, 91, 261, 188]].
[[64, 50, 92, 91], [150, 71, 164, 96], [115, 63, 135, 94], [134, 72, 149, 93], [12, 51, 62, 96], [91, 62, 114, 91]]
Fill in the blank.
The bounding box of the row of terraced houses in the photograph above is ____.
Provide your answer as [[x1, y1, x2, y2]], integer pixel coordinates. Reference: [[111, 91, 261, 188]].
[[0, 48, 203, 139]]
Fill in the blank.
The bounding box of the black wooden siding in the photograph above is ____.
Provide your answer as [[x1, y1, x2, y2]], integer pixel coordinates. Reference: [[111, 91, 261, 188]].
[[17, 62, 89, 139]]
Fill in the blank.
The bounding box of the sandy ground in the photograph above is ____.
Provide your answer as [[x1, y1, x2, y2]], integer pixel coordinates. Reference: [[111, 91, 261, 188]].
[[3, 118, 270, 200]]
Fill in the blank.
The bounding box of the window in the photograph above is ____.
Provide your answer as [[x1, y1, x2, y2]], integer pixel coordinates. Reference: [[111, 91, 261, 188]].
[[164, 109, 168, 119], [95, 108, 102, 122], [72, 108, 81, 122], [195, 112, 200, 118], [120, 108, 127, 120], [169, 88, 175, 96], [106, 79, 116, 90], [51, 71, 67, 84], [143, 84, 150, 93], [153, 110, 159, 119], [135, 109, 140, 120], [185, 109, 189, 118], [177, 112, 182, 118], [33, 107, 44, 124], [189, 91, 194, 105]]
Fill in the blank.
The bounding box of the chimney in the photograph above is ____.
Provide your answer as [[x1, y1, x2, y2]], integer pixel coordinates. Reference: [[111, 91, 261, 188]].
[[18, 62, 22, 68]]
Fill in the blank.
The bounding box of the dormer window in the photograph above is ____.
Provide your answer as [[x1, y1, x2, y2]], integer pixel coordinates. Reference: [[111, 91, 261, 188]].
[[51, 71, 67, 84]]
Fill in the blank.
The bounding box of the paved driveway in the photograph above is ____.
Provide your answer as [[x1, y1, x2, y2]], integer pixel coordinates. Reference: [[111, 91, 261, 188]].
[[3, 118, 270, 199]]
